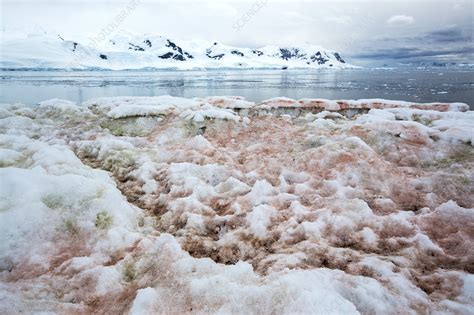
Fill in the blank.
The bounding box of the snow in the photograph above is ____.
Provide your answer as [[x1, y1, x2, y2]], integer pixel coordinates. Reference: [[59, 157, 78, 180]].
[[262, 97, 470, 112], [38, 98, 78, 110], [0, 139, 141, 268], [246, 180, 278, 206], [1, 31, 355, 70], [129, 287, 161, 315], [246, 205, 277, 238], [462, 274, 474, 299], [85, 95, 201, 118], [361, 227, 378, 245], [1, 96, 473, 314], [84, 95, 245, 123], [180, 107, 241, 123], [0, 148, 23, 165]]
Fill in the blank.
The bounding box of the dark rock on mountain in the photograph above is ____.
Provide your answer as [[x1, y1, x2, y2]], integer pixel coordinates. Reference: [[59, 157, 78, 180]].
[[208, 53, 225, 60], [310, 51, 329, 65], [159, 52, 174, 59], [166, 40, 183, 55], [206, 48, 225, 60], [99, 54, 108, 60], [129, 43, 145, 51], [162, 39, 193, 60], [280, 48, 306, 60], [231, 50, 244, 57], [158, 52, 186, 61], [173, 54, 185, 61], [334, 53, 345, 63]]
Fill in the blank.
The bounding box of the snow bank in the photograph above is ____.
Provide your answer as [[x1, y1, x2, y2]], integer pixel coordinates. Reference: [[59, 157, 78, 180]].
[[1, 96, 473, 314], [259, 97, 469, 112], [84, 95, 245, 123]]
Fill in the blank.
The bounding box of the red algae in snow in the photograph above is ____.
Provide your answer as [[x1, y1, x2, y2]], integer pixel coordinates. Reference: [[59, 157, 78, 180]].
[[0, 96, 473, 314]]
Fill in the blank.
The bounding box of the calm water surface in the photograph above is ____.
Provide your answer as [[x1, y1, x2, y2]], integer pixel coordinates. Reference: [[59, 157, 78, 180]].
[[1, 68, 473, 108]]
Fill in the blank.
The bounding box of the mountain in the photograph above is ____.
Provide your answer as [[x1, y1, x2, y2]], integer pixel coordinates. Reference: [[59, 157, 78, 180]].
[[395, 62, 474, 69], [0, 32, 356, 70]]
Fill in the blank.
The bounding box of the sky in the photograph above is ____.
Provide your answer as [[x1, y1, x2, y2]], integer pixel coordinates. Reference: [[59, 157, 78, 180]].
[[1, 0, 473, 66]]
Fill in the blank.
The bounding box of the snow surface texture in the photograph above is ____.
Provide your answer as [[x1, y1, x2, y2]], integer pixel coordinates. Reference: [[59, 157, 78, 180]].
[[0, 96, 473, 314], [0, 32, 355, 70]]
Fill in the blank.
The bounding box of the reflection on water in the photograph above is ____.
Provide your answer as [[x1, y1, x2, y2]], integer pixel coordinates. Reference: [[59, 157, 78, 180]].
[[0, 68, 473, 108]]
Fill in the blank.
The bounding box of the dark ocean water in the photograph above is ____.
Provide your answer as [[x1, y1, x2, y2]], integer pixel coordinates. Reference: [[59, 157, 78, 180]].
[[1, 68, 473, 109]]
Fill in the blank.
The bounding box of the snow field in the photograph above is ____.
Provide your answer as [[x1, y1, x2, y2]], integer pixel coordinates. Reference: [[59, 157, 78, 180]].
[[0, 96, 473, 314]]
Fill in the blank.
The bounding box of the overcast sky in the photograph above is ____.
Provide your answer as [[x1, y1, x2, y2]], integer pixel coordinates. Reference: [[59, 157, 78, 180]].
[[1, 0, 473, 65]]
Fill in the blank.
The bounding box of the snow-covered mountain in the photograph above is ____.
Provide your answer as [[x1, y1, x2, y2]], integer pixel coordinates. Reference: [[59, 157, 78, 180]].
[[0, 32, 356, 70]]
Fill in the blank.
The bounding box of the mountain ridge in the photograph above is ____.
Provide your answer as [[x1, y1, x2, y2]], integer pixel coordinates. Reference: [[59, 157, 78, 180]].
[[0, 32, 356, 70]]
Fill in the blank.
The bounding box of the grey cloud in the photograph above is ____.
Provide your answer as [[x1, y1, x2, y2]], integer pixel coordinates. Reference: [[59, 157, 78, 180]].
[[353, 46, 474, 60], [422, 25, 471, 43], [375, 25, 472, 44], [351, 25, 473, 64]]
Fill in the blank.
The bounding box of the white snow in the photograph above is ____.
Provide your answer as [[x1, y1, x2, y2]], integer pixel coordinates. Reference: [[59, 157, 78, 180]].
[[38, 98, 78, 110], [180, 107, 241, 123], [129, 287, 161, 315], [246, 205, 277, 238]]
